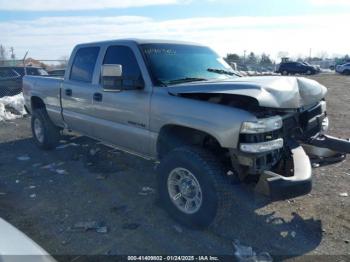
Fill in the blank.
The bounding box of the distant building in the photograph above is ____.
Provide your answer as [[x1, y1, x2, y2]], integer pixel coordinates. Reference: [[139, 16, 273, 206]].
[[281, 57, 290, 63], [21, 57, 46, 68]]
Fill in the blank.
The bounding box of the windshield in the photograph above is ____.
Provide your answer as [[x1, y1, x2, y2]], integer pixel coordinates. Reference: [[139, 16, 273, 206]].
[[141, 44, 238, 86]]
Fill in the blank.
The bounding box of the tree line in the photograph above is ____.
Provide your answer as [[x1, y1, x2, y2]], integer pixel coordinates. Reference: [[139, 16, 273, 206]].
[[224, 52, 274, 68]]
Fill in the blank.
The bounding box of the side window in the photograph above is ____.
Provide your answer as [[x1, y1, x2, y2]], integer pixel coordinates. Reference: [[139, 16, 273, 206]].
[[14, 68, 25, 76], [103, 46, 142, 84], [0, 68, 7, 78], [70, 47, 100, 83], [0, 68, 19, 78]]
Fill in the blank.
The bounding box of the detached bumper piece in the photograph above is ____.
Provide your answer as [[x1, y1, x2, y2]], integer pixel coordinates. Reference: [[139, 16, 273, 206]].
[[308, 134, 350, 153], [255, 143, 312, 200], [304, 134, 350, 165]]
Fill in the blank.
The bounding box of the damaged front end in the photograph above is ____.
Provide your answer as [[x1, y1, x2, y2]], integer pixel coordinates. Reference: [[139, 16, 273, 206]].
[[235, 100, 350, 199], [168, 77, 350, 199]]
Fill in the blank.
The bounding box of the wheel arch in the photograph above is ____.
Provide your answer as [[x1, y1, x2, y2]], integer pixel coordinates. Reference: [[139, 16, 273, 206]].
[[156, 124, 226, 159], [31, 96, 46, 112]]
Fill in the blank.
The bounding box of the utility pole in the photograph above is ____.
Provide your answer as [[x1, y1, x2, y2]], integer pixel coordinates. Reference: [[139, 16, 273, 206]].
[[309, 48, 312, 61], [10, 47, 15, 65], [243, 50, 246, 65]]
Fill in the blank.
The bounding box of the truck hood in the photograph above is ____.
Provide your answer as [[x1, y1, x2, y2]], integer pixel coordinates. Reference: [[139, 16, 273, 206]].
[[167, 76, 327, 109]]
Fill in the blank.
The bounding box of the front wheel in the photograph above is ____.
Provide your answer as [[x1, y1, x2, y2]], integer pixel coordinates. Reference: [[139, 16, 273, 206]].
[[31, 108, 61, 150], [157, 146, 233, 228], [343, 69, 350, 75]]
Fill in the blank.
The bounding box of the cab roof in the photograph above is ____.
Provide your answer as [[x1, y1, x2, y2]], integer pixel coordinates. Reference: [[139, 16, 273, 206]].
[[76, 38, 205, 48]]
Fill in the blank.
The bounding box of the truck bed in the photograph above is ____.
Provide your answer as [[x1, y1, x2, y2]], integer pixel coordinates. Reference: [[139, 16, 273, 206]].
[[23, 75, 64, 127]]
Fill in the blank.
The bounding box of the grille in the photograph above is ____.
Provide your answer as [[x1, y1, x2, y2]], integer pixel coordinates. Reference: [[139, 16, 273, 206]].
[[283, 103, 324, 139]]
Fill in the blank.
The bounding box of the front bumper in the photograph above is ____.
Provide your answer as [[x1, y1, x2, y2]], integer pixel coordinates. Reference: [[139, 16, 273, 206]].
[[237, 101, 350, 200], [255, 142, 312, 199], [254, 134, 350, 199]]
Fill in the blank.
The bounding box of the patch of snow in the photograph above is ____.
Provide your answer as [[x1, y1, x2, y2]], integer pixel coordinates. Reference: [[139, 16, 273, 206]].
[[0, 93, 26, 121], [56, 143, 79, 150], [17, 155, 30, 161], [55, 169, 67, 175], [138, 186, 155, 196]]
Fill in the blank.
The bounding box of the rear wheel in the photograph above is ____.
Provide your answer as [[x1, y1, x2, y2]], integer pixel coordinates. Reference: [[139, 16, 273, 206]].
[[157, 146, 233, 228], [282, 70, 289, 76], [31, 108, 61, 150]]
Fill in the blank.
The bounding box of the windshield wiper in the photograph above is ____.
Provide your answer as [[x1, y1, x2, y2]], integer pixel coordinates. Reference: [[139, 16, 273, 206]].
[[207, 68, 239, 76], [166, 77, 208, 85]]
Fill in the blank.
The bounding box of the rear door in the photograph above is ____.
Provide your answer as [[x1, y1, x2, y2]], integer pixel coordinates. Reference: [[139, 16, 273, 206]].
[[281, 63, 291, 73], [89, 45, 152, 156], [295, 62, 305, 74], [61, 46, 100, 135]]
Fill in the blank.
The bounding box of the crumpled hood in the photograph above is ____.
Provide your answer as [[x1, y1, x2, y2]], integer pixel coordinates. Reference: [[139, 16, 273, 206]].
[[168, 76, 327, 109]]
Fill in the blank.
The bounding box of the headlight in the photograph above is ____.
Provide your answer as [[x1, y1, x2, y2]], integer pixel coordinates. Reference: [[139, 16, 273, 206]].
[[240, 116, 283, 134], [320, 101, 326, 113], [240, 138, 284, 153]]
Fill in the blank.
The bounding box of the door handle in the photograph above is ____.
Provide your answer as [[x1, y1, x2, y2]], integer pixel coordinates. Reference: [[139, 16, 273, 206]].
[[65, 89, 72, 96], [93, 92, 103, 102]]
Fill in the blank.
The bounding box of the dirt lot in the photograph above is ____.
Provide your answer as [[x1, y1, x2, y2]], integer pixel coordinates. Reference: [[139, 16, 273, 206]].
[[0, 73, 349, 261]]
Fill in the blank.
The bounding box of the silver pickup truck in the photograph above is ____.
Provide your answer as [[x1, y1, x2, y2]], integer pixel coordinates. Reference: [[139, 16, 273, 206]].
[[23, 39, 350, 228]]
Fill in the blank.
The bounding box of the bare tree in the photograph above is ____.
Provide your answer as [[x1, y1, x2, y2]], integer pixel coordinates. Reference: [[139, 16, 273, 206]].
[[277, 51, 289, 59], [58, 55, 69, 68], [0, 45, 7, 65], [10, 47, 16, 60], [316, 51, 328, 60]]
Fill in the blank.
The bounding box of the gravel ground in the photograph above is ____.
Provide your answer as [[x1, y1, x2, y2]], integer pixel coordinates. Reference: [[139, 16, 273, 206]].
[[0, 73, 349, 261]]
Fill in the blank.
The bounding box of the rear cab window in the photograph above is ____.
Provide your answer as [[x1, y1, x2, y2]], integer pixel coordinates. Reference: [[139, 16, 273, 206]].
[[26, 68, 48, 76], [70, 46, 100, 82], [13, 68, 25, 76]]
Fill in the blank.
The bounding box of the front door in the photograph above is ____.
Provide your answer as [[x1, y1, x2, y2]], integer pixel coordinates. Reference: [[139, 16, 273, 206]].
[[90, 45, 152, 156]]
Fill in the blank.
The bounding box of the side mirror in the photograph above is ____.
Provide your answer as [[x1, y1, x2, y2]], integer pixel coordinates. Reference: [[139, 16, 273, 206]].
[[101, 64, 144, 91], [102, 64, 123, 92]]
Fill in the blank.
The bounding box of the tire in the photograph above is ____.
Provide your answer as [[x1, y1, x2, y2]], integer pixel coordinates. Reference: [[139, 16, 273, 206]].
[[344, 69, 350, 75], [306, 70, 312, 75], [31, 108, 61, 150], [282, 70, 288, 76], [157, 146, 233, 228]]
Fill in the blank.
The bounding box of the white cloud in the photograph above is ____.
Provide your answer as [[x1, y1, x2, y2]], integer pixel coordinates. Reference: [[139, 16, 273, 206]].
[[0, 0, 189, 11], [1, 14, 348, 60], [309, 0, 350, 6]]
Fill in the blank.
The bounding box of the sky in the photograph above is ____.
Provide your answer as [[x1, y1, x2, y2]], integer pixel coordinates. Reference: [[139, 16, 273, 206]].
[[0, 0, 349, 61]]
